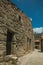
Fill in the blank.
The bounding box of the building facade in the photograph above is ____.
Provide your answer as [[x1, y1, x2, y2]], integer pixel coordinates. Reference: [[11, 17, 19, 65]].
[[0, 0, 34, 64], [34, 33, 41, 49], [34, 33, 43, 51]]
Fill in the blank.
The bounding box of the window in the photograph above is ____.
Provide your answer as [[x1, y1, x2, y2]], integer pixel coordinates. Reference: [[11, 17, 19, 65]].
[[17, 15, 21, 21], [19, 15, 21, 21]]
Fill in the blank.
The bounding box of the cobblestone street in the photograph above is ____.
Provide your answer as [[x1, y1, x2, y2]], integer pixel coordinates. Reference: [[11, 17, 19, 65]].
[[19, 49, 43, 65]]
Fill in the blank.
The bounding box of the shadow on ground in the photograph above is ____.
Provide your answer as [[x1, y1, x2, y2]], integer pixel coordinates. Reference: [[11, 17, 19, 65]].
[[38, 50, 43, 53]]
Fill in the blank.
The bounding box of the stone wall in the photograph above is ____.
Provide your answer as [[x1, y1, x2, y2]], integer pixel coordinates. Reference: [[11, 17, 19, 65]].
[[0, 0, 34, 65]]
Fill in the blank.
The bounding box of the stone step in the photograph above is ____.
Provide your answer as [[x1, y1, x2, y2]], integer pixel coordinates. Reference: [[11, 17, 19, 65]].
[[4, 55, 18, 65]]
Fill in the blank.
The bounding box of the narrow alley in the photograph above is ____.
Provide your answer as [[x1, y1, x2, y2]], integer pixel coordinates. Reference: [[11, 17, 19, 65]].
[[18, 49, 43, 65]]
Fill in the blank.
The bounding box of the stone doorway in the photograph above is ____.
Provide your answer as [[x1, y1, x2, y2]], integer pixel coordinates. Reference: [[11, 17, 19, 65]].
[[29, 39, 31, 50], [6, 29, 14, 55], [41, 39, 43, 52], [27, 38, 31, 51], [27, 37, 29, 51], [35, 42, 40, 49]]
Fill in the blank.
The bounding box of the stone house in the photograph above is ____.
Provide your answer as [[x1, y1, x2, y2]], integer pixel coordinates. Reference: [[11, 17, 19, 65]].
[[0, 0, 34, 63], [34, 33, 41, 49], [34, 33, 43, 51]]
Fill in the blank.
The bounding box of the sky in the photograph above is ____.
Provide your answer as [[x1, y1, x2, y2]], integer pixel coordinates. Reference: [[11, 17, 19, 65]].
[[10, 0, 43, 33]]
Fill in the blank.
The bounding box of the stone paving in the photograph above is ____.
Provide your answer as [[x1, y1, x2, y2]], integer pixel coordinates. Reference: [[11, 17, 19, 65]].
[[18, 49, 43, 65]]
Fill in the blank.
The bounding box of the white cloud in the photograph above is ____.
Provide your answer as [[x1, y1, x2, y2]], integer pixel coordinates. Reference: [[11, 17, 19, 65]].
[[33, 27, 43, 33]]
